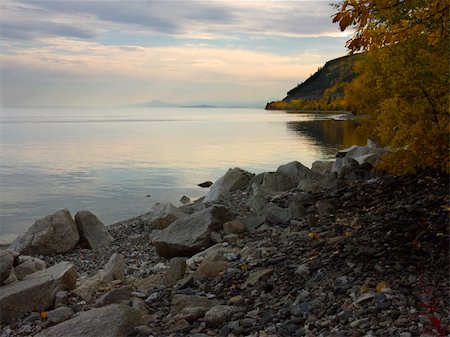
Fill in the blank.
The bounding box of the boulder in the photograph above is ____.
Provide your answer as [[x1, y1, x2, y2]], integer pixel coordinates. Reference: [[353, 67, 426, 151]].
[[263, 204, 292, 226], [297, 172, 340, 193], [311, 160, 334, 174], [336, 144, 388, 165], [10, 209, 79, 255], [74, 211, 114, 249], [262, 161, 313, 192], [193, 260, 229, 281], [162, 257, 186, 287], [14, 256, 46, 280], [0, 261, 77, 323], [151, 206, 234, 258], [0, 250, 14, 285], [141, 202, 185, 230], [203, 168, 254, 203], [35, 304, 142, 337]]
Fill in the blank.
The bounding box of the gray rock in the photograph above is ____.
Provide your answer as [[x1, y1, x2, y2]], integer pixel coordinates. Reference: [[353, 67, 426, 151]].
[[35, 303, 142, 337], [14, 256, 46, 280], [203, 168, 254, 202], [103, 253, 125, 282], [311, 160, 334, 174], [10, 209, 80, 255], [262, 161, 312, 192], [94, 286, 133, 307], [316, 199, 337, 217], [223, 220, 246, 234], [74, 211, 114, 249], [47, 306, 74, 324], [204, 305, 243, 327], [0, 250, 14, 285], [163, 257, 186, 286], [170, 295, 218, 315], [151, 206, 234, 258], [0, 261, 77, 323], [263, 204, 292, 226], [180, 196, 190, 204], [141, 202, 185, 230], [297, 172, 339, 193]]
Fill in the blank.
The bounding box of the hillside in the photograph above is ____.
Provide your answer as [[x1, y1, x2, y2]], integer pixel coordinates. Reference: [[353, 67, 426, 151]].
[[266, 53, 362, 110]]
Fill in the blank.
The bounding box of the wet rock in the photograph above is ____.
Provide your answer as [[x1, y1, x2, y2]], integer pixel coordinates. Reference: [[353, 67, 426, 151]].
[[198, 181, 213, 188], [180, 196, 190, 204]]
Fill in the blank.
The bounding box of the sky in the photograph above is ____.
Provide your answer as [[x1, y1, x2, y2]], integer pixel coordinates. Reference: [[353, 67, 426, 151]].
[[0, 0, 352, 107]]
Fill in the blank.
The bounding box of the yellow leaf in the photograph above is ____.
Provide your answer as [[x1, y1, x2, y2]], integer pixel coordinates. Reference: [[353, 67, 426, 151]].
[[308, 232, 321, 241], [40, 311, 48, 320], [344, 231, 352, 237], [376, 281, 388, 292], [352, 223, 363, 230], [360, 284, 370, 294]]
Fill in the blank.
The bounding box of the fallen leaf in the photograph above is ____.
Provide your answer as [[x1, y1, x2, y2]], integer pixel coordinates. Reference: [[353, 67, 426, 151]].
[[40, 311, 48, 320], [308, 232, 321, 241], [376, 281, 388, 292]]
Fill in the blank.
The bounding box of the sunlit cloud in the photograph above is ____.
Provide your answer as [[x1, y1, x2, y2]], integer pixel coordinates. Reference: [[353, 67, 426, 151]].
[[0, 0, 350, 106]]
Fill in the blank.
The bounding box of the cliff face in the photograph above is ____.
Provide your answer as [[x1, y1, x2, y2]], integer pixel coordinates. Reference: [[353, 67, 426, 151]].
[[283, 54, 361, 102]]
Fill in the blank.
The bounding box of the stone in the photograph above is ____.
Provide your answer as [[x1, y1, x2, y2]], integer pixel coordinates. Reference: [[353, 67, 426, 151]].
[[170, 295, 218, 315], [263, 204, 292, 226], [243, 269, 274, 289], [141, 202, 185, 230], [35, 304, 142, 337], [74, 211, 114, 249], [103, 253, 125, 282], [163, 257, 186, 287], [204, 305, 243, 328], [151, 206, 234, 258], [47, 306, 74, 324], [94, 286, 133, 307], [14, 256, 46, 280], [0, 250, 14, 285], [3, 268, 17, 285], [0, 261, 77, 323], [203, 168, 254, 202], [198, 181, 213, 188], [193, 260, 229, 281], [72, 272, 104, 301], [316, 199, 337, 217], [262, 161, 312, 192], [180, 196, 190, 204], [186, 243, 237, 267], [311, 160, 334, 174], [294, 264, 310, 277], [297, 172, 339, 193], [223, 220, 246, 234], [10, 209, 80, 255]]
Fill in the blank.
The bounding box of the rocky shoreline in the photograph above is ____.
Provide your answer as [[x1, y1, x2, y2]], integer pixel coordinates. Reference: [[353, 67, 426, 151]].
[[0, 144, 448, 337]]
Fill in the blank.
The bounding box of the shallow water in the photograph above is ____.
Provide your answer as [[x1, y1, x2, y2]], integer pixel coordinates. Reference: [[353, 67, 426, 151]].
[[0, 107, 367, 240]]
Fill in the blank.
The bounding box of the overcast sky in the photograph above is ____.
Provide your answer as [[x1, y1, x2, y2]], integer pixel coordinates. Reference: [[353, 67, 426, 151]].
[[0, 0, 351, 107]]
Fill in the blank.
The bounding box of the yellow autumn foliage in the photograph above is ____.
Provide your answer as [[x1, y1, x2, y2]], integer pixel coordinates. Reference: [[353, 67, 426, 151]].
[[334, 0, 449, 174]]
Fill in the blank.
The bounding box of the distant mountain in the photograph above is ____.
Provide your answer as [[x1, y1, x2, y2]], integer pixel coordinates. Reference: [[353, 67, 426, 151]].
[[283, 54, 361, 102], [123, 99, 265, 109]]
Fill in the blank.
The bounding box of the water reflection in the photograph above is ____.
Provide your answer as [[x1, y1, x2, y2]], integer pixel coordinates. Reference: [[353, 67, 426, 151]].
[[287, 119, 368, 156]]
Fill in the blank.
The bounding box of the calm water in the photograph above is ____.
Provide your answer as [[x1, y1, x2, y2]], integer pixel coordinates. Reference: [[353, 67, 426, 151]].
[[0, 107, 366, 241]]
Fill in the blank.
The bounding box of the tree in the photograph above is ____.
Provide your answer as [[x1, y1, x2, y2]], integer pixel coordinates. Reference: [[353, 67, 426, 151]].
[[333, 0, 449, 173]]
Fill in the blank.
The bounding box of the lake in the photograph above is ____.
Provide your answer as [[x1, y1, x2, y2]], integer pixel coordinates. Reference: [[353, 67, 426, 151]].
[[0, 107, 367, 241]]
